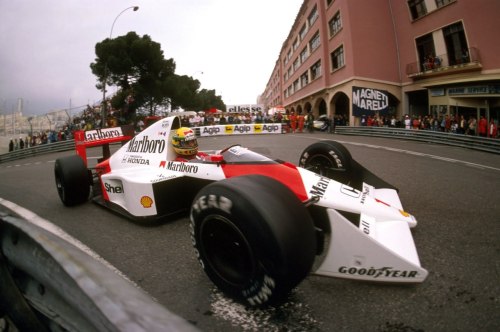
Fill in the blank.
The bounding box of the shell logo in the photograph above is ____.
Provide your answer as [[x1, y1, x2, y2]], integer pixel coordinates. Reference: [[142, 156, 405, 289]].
[[140, 196, 153, 208]]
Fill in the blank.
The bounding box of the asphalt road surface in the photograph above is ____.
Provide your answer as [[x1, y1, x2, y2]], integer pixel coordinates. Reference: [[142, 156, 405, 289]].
[[1, 132, 499, 332]]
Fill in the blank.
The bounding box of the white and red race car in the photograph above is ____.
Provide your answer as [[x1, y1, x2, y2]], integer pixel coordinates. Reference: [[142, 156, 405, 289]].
[[55, 116, 427, 306]]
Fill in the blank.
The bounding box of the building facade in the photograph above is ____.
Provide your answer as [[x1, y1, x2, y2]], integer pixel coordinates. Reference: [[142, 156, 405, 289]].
[[260, 0, 500, 127]]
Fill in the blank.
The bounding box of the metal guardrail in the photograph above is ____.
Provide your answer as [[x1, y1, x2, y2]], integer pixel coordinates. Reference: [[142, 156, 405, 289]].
[[0, 140, 76, 163], [0, 204, 199, 331], [334, 126, 500, 154], [1, 125, 499, 163]]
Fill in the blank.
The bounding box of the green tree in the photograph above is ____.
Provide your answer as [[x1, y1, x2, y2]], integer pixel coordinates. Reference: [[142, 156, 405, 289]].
[[90, 32, 225, 119]]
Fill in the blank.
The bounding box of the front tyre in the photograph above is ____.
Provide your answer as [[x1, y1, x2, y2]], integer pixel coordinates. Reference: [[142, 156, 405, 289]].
[[54, 155, 91, 206], [299, 140, 354, 185], [190, 175, 316, 307]]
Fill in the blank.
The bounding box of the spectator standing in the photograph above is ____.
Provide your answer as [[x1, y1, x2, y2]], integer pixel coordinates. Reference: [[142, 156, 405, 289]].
[[478, 115, 487, 137], [289, 112, 297, 133], [489, 119, 498, 138], [404, 115, 411, 129], [306, 112, 314, 133], [297, 113, 305, 133], [458, 115, 466, 134], [8, 139, 14, 152], [467, 117, 477, 135]]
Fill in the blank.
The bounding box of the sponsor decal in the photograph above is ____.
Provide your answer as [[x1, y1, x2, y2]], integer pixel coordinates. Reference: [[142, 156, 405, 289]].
[[244, 275, 276, 306], [121, 154, 150, 165], [352, 86, 389, 116], [360, 186, 370, 204], [338, 266, 418, 278], [127, 136, 166, 153], [399, 210, 410, 217], [150, 174, 177, 183], [233, 125, 252, 133], [254, 124, 262, 133], [263, 124, 280, 133], [340, 184, 360, 198], [158, 131, 168, 136], [159, 161, 199, 173], [226, 104, 264, 113], [225, 125, 234, 134], [104, 182, 124, 194], [191, 194, 232, 214], [309, 176, 330, 198], [85, 127, 123, 142], [161, 119, 170, 128], [140, 196, 153, 208], [202, 126, 221, 135]]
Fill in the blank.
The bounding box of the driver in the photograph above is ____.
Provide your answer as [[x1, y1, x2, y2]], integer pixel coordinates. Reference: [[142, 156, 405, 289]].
[[171, 127, 207, 161]]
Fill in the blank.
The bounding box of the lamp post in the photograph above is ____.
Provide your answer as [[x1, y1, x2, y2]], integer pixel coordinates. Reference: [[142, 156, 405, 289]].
[[101, 6, 139, 128]]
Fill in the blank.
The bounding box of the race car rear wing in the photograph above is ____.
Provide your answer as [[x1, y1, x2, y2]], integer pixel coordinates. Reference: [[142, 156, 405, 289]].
[[73, 126, 135, 166]]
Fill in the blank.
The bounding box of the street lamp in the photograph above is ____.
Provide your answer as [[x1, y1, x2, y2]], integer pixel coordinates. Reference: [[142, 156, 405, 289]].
[[101, 6, 139, 128]]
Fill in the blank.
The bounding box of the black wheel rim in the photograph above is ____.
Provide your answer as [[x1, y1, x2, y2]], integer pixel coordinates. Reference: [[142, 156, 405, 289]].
[[199, 215, 256, 287], [305, 155, 337, 176], [55, 172, 66, 201]]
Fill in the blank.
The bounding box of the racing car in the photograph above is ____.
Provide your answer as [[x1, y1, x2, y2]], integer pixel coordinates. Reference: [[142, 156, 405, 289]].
[[54, 116, 428, 307]]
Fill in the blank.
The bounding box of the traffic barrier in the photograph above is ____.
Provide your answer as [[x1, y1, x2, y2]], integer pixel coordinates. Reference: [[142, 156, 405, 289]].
[[0, 203, 199, 331], [334, 126, 500, 154]]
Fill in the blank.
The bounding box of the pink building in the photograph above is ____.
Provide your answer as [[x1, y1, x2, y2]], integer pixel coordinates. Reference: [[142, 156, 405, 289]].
[[260, 0, 500, 126]]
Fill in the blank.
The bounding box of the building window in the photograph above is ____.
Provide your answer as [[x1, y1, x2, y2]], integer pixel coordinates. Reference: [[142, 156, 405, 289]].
[[436, 0, 455, 8], [329, 11, 342, 36], [293, 79, 300, 93], [443, 22, 469, 65], [299, 23, 307, 41], [300, 47, 309, 63], [308, 5, 318, 27], [331, 45, 344, 70], [288, 85, 293, 96], [293, 57, 300, 71], [416, 33, 436, 70], [408, 0, 427, 20], [300, 71, 309, 88], [293, 37, 299, 52], [288, 66, 293, 78], [311, 60, 322, 80], [326, 0, 334, 6], [309, 31, 320, 52]]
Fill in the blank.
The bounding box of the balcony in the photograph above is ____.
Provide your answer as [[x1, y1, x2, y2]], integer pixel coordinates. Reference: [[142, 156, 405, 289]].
[[406, 47, 482, 79]]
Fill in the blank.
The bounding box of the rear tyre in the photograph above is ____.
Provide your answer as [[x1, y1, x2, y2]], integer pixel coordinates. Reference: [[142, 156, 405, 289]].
[[54, 155, 90, 206], [299, 140, 353, 185], [190, 175, 316, 306]]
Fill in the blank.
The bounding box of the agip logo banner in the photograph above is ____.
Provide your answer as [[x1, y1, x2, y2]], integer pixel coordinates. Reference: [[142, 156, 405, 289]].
[[198, 124, 282, 137]]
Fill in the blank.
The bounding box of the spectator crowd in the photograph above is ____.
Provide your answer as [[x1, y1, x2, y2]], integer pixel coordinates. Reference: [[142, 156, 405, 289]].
[[6, 106, 499, 153]]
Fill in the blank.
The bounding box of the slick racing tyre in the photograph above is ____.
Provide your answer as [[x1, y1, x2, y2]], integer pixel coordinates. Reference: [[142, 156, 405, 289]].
[[190, 175, 316, 307], [54, 155, 91, 206], [299, 140, 353, 185]]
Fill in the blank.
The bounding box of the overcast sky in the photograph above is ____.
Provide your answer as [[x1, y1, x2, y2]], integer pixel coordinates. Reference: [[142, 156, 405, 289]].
[[0, 0, 303, 115]]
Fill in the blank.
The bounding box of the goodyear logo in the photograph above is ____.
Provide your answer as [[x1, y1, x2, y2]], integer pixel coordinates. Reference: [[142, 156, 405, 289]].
[[225, 125, 234, 134]]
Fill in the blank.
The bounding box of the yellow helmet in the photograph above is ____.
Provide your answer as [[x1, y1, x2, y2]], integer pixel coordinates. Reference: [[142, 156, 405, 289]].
[[172, 127, 198, 157]]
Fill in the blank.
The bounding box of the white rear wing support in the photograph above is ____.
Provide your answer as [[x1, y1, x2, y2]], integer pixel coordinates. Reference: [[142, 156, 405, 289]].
[[313, 208, 428, 283]]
